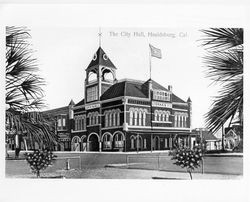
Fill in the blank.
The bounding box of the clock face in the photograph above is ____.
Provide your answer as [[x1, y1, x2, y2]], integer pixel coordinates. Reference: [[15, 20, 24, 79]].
[[93, 53, 97, 61], [103, 53, 108, 60]]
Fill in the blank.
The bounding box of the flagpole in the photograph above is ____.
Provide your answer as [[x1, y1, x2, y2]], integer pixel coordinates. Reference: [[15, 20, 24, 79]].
[[149, 45, 152, 79], [149, 44, 153, 152]]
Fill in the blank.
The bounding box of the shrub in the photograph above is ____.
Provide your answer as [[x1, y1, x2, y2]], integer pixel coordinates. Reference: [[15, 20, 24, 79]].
[[170, 147, 203, 180], [25, 149, 57, 178]]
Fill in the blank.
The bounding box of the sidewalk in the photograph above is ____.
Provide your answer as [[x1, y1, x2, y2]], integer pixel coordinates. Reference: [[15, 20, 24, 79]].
[[6, 167, 242, 179]]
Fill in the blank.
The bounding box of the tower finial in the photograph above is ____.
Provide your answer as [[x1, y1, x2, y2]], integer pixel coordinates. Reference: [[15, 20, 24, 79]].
[[98, 27, 102, 47]]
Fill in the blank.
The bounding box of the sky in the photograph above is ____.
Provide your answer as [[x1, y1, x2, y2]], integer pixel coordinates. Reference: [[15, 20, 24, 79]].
[[27, 26, 219, 129]]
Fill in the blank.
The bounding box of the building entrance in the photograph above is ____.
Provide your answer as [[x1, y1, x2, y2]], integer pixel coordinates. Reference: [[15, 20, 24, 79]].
[[88, 133, 99, 151]]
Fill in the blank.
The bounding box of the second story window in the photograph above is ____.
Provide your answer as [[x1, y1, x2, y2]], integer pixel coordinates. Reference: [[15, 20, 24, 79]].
[[87, 112, 99, 126], [104, 109, 121, 128], [174, 112, 188, 128], [74, 115, 86, 131], [57, 115, 67, 131]]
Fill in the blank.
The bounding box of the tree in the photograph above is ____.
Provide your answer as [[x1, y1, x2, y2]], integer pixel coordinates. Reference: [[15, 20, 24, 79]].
[[170, 146, 203, 180], [201, 28, 243, 133], [6, 26, 57, 157], [25, 149, 57, 178]]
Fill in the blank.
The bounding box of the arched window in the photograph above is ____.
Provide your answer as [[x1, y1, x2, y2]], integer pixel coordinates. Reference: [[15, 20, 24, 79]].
[[129, 109, 133, 125], [144, 139, 147, 149], [134, 110, 138, 126], [137, 135, 143, 150], [154, 110, 158, 121], [114, 132, 124, 148], [178, 115, 181, 127], [142, 111, 146, 126], [159, 111, 162, 122], [109, 112, 112, 127], [138, 110, 142, 126], [103, 133, 112, 149], [92, 114, 95, 125], [174, 115, 177, 127], [130, 136, 135, 149], [116, 110, 120, 126], [74, 116, 78, 130], [95, 112, 99, 125], [84, 115, 86, 130], [166, 112, 169, 122], [112, 110, 116, 126], [88, 113, 91, 125], [105, 112, 109, 127]]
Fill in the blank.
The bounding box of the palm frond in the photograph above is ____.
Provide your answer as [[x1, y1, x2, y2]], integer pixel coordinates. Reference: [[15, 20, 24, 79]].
[[203, 49, 243, 83], [205, 78, 243, 132], [200, 28, 243, 50], [201, 28, 243, 133], [6, 26, 57, 149]]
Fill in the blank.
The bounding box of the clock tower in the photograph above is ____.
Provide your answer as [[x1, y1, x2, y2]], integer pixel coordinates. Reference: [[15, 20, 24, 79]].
[[85, 47, 117, 104]]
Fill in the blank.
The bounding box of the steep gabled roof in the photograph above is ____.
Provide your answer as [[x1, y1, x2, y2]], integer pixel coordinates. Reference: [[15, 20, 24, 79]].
[[75, 98, 85, 107], [68, 99, 75, 106], [172, 94, 186, 103], [86, 47, 116, 69], [202, 131, 218, 141]]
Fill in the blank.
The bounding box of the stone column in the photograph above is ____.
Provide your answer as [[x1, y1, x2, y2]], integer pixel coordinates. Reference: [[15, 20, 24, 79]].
[[99, 141, 102, 152]]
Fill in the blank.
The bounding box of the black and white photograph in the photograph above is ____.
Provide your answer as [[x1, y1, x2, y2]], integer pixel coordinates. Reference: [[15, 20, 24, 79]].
[[1, 2, 249, 202]]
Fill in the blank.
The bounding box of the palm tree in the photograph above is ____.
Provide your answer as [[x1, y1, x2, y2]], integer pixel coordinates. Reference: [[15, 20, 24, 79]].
[[201, 28, 243, 135], [6, 26, 57, 157]]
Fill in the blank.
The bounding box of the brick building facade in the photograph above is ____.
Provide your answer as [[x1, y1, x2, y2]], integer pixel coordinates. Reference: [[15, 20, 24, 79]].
[[69, 46, 192, 152]]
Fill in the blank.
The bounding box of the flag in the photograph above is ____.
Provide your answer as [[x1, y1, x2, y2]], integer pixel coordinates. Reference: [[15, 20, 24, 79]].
[[149, 44, 162, 59]]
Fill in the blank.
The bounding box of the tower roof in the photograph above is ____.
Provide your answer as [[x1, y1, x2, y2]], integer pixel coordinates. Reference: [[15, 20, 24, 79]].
[[68, 99, 75, 106], [86, 47, 116, 70], [187, 97, 192, 102]]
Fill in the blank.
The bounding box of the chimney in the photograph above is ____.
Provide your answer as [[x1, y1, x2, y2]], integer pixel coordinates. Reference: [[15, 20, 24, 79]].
[[148, 79, 153, 99], [168, 85, 172, 92]]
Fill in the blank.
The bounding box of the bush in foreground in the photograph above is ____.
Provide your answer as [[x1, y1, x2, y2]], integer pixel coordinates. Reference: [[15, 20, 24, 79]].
[[25, 149, 57, 178], [170, 147, 203, 180]]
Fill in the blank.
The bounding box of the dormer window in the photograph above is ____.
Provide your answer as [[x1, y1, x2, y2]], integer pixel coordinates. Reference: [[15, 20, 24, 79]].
[[103, 53, 108, 60], [153, 90, 171, 101]]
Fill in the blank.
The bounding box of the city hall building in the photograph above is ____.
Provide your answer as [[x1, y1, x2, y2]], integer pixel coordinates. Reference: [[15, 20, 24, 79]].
[[67, 46, 192, 152]]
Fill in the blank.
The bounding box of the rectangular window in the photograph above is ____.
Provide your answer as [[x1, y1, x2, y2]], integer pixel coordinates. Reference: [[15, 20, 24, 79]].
[[138, 112, 142, 126], [81, 117, 85, 130], [143, 112, 146, 126], [131, 138, 134, 149], [144, 139, 147, 149], [57, 118, 61, 127], [117, 112, 120, 126], [165, 138, 168, 148], [105, 114, 108, 127], [57, 115, 67, 130], [84, 117, 86, 130], [134, 112, 137, 126], [109, 114, 112, 127], [113, 113, 116, 126], [169, 138, 172, 148], [129, 111, 133, 126], [74, 117, 78, 131], [62, 118, 66, 127]]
